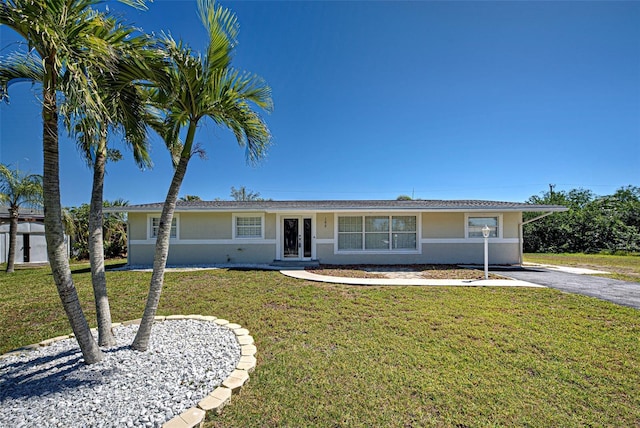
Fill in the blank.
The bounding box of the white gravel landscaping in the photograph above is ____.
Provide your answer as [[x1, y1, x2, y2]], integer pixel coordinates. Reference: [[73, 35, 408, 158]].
[[0, 319, 240, 428]]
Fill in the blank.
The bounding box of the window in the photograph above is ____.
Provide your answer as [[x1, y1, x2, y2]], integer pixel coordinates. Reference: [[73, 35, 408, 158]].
[[392, 216, 417, 249], [338, 215, 417, 251], [151, 217, 177, 239], [365, 216, 389, 250], [467, 216, 498, 238], [338, 216, 362, 250], [235, 215, 263, 238]]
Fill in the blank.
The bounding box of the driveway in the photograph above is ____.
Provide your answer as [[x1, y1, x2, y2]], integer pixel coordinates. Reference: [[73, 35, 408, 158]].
[[498, 266, 640, 309]]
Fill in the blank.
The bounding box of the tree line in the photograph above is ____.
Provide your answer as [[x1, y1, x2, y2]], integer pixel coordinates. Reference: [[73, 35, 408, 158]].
[[524, 185, 640, 254]]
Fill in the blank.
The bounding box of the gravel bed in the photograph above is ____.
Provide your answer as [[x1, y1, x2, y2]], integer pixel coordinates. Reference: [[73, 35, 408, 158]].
[[0, 319, 241, 428]]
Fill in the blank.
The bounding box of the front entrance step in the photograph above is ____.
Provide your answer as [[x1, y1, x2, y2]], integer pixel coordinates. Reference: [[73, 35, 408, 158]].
[[270, 260, 320, 269]]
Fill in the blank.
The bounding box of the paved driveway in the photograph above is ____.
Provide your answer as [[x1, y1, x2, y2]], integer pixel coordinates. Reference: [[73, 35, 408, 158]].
[[498, 267, 640, 309]]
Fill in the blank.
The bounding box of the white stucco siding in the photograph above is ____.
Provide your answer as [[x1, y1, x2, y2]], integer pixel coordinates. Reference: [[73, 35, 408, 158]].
[[129, 242, 276, 265], [316, 243, 426, 264], [316, 242, 519, 265], [502, 212, 521, 239], [128, 213, 148, 241], [265, 214, 277, 240], [422, 213, 464, 238], [180, 212, 232, 239], [422, 242, 518, 264], [316, 213, 334, 240]]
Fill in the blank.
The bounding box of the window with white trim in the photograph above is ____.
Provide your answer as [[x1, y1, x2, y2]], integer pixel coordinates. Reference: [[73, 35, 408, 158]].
[[338, 215, 417, 251], [150, 217, 177, 239], [467, 216, 498, 238], [235, 215, 263, 238]]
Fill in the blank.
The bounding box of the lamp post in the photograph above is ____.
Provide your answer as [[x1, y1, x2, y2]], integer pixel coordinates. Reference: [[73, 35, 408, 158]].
[[482, 225, 490, 280]]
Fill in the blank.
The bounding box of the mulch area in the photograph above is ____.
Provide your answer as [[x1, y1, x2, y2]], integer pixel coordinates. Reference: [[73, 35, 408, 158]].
[[306, 264, 505, 280]]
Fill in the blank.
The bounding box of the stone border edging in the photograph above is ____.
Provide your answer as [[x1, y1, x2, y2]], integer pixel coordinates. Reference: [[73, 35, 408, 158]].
[[157, 315, 255, 428], [0, 315, 255, 428]]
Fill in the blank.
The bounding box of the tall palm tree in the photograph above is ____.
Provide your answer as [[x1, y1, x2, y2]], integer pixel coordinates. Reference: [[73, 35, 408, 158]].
[[0, 0, 148, 364], [72, 31, 157, 347], [131, 0, 273, 351], [2, 21, 159, 347], [0, 165, 43, 273]]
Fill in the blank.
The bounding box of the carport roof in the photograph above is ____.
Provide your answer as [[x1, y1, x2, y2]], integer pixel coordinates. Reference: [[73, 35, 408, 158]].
[[107, 200, 568, 213]]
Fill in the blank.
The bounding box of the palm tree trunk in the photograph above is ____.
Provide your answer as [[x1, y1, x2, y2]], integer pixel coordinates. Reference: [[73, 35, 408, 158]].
[[6, 207, 18, 273], [42, 57, 103, 364], [89, 138, 116, 347], [131, 122, 196, 352]]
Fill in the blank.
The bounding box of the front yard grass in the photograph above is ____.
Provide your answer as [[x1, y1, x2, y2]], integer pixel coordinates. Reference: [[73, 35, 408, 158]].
[[1, 261, 639, 426], [524, 252, 640, 283]]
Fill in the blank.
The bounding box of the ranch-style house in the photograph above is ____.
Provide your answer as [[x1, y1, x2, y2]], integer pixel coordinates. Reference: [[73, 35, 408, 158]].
[[111, 199, 567, 266]]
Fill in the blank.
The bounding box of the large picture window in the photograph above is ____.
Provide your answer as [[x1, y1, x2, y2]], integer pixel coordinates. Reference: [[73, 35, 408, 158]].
[[467, 216, 498, 238], [338, 215, 417, 251], [235, 215, 263, 238]]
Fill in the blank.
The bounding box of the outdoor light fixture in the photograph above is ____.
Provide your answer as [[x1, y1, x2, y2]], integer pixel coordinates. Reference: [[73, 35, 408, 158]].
[[482, 225, 490, 280]]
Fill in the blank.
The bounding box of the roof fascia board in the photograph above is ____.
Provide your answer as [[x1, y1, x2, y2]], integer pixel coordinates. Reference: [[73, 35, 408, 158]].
[[108, 206, 569, 213]]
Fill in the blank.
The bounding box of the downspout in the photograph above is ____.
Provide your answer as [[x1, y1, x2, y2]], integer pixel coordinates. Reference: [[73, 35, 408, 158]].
[[518, 212, 555, 265]]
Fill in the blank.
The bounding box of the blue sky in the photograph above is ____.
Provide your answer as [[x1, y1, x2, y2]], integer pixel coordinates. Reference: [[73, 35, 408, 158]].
[[1, 0, 638, 207]]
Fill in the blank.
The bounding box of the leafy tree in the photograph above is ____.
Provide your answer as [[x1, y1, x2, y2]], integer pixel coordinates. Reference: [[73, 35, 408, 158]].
[[0, 0, 149, 364], [132, 0, 272, 351], [524, 186, 640, 254], [103, 199, 130, 259], [180, 195, 202, 201], [68, 200, 130, 260], [230, 185, 266, 201], [0, 165, 43, 273], [396, 195, 412, 201]]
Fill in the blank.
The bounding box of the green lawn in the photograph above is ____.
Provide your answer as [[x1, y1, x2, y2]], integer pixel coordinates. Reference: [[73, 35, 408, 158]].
[[524, 252, 640, 283], [1, 261, 639, 427]]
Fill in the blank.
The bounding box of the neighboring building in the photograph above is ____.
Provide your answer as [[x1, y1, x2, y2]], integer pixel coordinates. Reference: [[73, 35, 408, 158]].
[[0, 207, 48, 264], [0, 207, 71, 264], [111, 200, 567, 266]]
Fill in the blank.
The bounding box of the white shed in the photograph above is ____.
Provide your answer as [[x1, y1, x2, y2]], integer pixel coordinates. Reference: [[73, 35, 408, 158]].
[[0, 208, 70, 265]]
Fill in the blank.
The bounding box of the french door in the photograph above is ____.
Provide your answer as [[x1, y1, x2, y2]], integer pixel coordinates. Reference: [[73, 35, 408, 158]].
[[283, 217, 312, 259]]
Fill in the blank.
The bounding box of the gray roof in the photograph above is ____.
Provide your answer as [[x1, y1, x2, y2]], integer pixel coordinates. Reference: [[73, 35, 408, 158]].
[[0, 206, 44, 219], [109, 200, 568, 213]]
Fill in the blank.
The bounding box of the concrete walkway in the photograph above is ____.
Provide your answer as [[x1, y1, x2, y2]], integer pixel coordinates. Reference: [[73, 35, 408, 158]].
[[280, 269, 544, 287], [281, 265, 640, 310]]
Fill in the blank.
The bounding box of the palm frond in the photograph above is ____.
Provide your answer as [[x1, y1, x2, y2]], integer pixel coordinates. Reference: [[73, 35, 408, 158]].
[[0, 51, 44, 101]]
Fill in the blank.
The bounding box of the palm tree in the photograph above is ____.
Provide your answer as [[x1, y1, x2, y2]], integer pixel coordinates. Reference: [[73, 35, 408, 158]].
[[2, 22, 158, 346], [0, 0, 148, 364], [131, 0, 273, 351], [0, 165, 43, 273], [71, 31, 157, 347]]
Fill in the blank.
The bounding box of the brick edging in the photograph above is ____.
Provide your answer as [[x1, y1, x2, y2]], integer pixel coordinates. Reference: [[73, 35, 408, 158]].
[[0, 315, 256, 428]]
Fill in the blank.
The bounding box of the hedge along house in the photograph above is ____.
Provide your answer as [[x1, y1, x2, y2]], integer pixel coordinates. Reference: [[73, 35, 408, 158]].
[[111, 200, 567, 266]]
